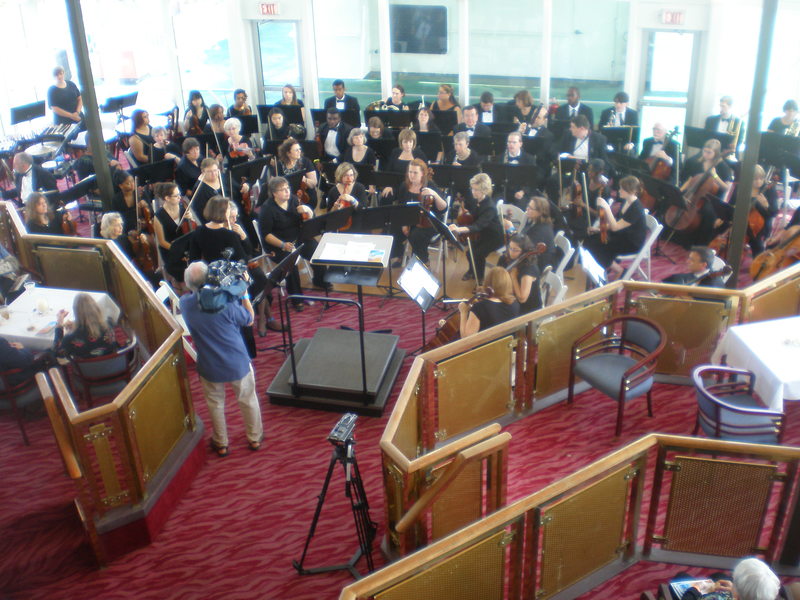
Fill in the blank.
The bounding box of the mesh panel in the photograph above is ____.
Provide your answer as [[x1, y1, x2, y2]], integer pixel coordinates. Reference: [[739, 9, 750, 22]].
[[375, 530, 506, 600], [537, 465, 632, 598], [431, 460, 483, 541], [662, 456, 776, 556]]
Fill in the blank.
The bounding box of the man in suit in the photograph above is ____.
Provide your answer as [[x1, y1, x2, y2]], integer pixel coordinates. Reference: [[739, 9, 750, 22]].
[[524, 105, 555, 181], [323, 79, 360, 113], [599, 92, 639, 151], [662, 246, 725, 287], [704, 96, 742, 155], [474, 91, 500, 124], [1, 152, 58, 207], [317, 108, 352, 161], [497, 131, 536, 208], [454, 105, 491, 137], [557, 115, 608, 164], [554, 87, 594, 129], [639, 122, 679, 183]]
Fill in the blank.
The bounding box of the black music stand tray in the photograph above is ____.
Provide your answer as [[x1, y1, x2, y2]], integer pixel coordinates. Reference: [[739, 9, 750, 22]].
[[417, 132, 443, 161], [425, 209, 465, 310], [481, 163, 539, 204], [429, 164, 479, 196], [521, 136, 550, 161], [267, 232, 404, 416], [131, 159, 175, 185], [432, 111, 458, 135], [684, 125, 733, 151], [10, 101, 46, 125], [231, 156, 269, 185], [397, 255, 440, 355], [367, 138, 398, 164], [364, 109, 416, 130], [600, 125, 640, 152], [371, 170, 404, 201]]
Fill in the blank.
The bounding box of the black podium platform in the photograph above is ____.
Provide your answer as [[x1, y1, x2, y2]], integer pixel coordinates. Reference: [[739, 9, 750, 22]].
[[267, 328, 405, 416]]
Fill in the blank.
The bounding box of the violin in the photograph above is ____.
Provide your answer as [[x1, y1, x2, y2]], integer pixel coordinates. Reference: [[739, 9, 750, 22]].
[[503, 244, 547, 272], [176, 202, 197, 236], [422, 287, 492, 352], [334, 182, 356, 231], [57, 207, 77, 236], [128, 177, 158, 275]]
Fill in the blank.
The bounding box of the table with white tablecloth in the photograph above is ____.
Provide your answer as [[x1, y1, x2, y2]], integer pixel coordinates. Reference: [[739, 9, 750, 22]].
[[711, 316, 800, 411], [0, 287, 120, 352]]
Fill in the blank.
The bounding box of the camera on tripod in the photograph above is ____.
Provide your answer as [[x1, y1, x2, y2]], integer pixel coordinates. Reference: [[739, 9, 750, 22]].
[[328, 413, 357, 446]]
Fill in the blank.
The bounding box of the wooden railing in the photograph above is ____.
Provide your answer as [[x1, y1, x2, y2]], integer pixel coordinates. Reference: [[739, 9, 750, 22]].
[[1, 202, 196, 563], [345, 435, 800, 600], [372, 260, 800, 594]]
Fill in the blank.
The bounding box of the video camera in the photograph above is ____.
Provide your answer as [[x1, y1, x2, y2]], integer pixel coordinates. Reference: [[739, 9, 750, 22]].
[[198, 248, 250, 313]]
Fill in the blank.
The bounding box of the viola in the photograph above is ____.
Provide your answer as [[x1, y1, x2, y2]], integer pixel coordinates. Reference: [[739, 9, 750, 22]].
[[598, 199, 611, 244], [129, 176, 158, 275], [334, 183, 357, 231], [503, 244, 547, 272]]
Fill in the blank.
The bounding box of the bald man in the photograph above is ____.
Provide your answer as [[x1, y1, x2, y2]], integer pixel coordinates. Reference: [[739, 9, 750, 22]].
[[639, 123, 679, 183]]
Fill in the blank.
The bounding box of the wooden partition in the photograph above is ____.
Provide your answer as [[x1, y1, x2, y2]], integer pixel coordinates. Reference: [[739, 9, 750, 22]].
[[1, 202, 201, 564]]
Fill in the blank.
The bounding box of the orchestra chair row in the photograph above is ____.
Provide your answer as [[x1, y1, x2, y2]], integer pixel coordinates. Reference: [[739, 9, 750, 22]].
[[692, 365, 785, 444], [0, 366, 43, 445], [617, 210, 663, 282], [567, 315, 666, 436], [553, 230, 575, 281], [155, 281, 197, 362], [539, 265, 567, 308]]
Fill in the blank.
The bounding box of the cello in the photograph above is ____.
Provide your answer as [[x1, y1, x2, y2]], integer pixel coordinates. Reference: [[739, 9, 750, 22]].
[[664, 168, 719, 232], [750, 228, 800, 281]]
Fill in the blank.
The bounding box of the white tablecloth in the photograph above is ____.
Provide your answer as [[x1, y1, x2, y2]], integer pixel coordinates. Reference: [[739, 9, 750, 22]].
[[711, 316, 800, 411], [0, 287, 120, 352]]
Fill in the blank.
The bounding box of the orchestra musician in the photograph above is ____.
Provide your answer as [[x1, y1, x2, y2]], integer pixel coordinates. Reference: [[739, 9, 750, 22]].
[[324, 79, 360, 113], [384, 158, 447, 267], [583, 175, 648, 280], [367, 116, 392, 140], [600, 92, 639, 127], [639, 123, 679, 183], [277, 84, 304, 108], [69, 132, 120, 182], [263, 107, 290, 144], [176, 138, 203, 196], [524, 104, 555, 181], [226, 88, 252, 118], [518, 196, 557, 271], [475, 91, 498, 124], [557, 115, 609, 164], [110, 170, 149, 235], [184, 90, 209, 136], [99, 212, 142, 261], [445, 132, 481, 167], [498, 234, 542, 314], [275, 137, 318, 206], [47, 66, 83, 127], [564, 158, 610, 242], [258, 177, 329, 312], [449, 172, 504, 282], [385, 84, 409, 110], [318, 108, 352, 161], [679, 138, 733, 245], [509, 90, 536, 132], [430, 83, 462, 130], [385, 128, 428, 175], [554, 87, 594, 129], [24, 192, 73, 235], [743, 164, 778, 256], [129, 110, 154, 164], [153, 183, 188, 264], [152, 126, 181, 163], [191, 158, 227, 224], [412, 106, 441, 134], [454, 105, 491, 138], [705, 95, 742, 156], [2, 152, 58, 206], [662, 246, 725, 288], [341, 128, 377, 168], [767, 99, 799, 135], [498, 131, 535, 209], [223, 117, 255, 169], [324, 162, 367, 211], [458, 267, 520, 337], [205, 104, 226, 136]]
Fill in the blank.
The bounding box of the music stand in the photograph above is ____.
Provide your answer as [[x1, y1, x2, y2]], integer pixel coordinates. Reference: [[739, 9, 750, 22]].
[[367, 138, 397, 164], [101, 92, 138, 115], [684, 125, 733, 151], [491, 132, 509, 158], [364, 109, 416, 130], [131, 159, 175, 185], [488, 120, 516, 134], [283, 171, 305, 195], [429, 164, 479, 197], [231, 156, 269, 185], [261, 245, 304, 354], [521, 136, 551, 162], [10, 101, 46, 125], [600, 125, 640, 152], [239, 115, 259, 137], [397, 255, 440, 354], [299, 140, 319, 162], [282, 105, 305, 126], [425, 209, 465, 310], [548, 119, 570, 141], [416, 132, 442, 161], [432, 111, 458, 135], [608, 152, 650, 177], [370, 170, 404, 200]]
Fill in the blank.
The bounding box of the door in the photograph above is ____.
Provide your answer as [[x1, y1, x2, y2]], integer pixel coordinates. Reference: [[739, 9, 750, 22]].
[[256, 20, 304, 105]]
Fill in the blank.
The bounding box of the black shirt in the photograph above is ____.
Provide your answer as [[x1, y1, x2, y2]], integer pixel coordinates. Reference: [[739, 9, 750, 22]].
[[342, 146, 377, 168], [47, 81, 81, 125], [471, 299, 520, 331], [324, 182, 368, 211], [176, 158, 201, 194], [188, 225, 248, 263], [386, 148, 428, 174], [258, 196, 304, 248]]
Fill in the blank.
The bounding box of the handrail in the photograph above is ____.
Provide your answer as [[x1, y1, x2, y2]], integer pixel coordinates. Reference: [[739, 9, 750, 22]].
[[36, 372, 82, 481], [395, 431, 511, 533]]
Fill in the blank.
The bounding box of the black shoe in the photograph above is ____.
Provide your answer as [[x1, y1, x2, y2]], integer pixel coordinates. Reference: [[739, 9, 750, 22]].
[[461, 271, 475, 281]]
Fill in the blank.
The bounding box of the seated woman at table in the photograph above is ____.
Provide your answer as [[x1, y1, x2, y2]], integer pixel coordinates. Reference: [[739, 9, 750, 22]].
[[458, 267, 520, 337], [25, 192, 73, 235], [341, 128, 377, 168], [324, 162, 368, 211], [385, 129, 427, 174], [54, 292, 124, 359]]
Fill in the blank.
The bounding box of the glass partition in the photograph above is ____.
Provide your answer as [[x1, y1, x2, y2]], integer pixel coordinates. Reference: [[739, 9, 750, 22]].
[[258, 20, 304, 105]]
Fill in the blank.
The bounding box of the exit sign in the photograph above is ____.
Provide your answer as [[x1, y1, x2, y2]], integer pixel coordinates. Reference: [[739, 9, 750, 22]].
[[661, 10, 685, 25], [259, 2, 280, 15]]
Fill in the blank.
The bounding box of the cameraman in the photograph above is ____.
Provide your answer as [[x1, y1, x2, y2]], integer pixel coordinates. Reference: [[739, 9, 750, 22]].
[[180, 261, 264, 457]]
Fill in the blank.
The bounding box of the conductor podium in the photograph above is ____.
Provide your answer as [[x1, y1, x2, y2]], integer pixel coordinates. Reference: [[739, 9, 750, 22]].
[[267, 233, 406, 416]]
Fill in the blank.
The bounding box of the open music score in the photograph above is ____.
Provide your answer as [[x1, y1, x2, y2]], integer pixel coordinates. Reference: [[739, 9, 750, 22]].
[[312, 233, 392, 269]]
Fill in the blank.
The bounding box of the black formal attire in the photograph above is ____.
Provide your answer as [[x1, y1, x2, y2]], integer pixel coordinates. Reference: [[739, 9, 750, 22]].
[[705, 114, 742, 136], [226, 105, 251, 119], [324, 95, 360, 113], [386, 148, 428, 175], [276, 157, 317, 209], [470, 299, 520, 331], [509, 106, 538, 131], [461, 194, 504, 281], [389, 183, 446, 263], [525, 126, 556, 180], [47, 81, 82, 126], [498, 254, 541, 313], [583, 199, 648, 269], [430, 103, 460, 134], [496, 151, 536, 209], [662, 270, 725, 288], [154, 205, 185, 264], [473, 103, 502, 124], [318, 122, 353, 161], [554, 103, 594, 129], [111, 193, 139, 234], [152, 142, 181, 163], [257, 196, 326, 297], [276, 100, 305, 108], [444, 150, 481, 167], [184, 107, 209, 136], [520, 221, 556, 271], [744, 183, 778, 256], [324, 182, 367, 211], [188, 225, 248, 264], [639, 137, 680, 183], [557, 131, 609, 163], [190, 179, 225, 225], [453, 122, 491, 138], [262, 122, 290, 145], [341, 146, 377, 168], [176, 158, 201, 195], [2, 166, 59, 206], [412, 123, 441, 135], [599, 107, 639, 128], [679, 156, 733, 245], [26, 214, 66, 236]]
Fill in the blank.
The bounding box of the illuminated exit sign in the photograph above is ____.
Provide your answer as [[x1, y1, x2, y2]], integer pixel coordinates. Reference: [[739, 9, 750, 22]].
[[259, 3, 280, 15], [660, 10, 685, 25]]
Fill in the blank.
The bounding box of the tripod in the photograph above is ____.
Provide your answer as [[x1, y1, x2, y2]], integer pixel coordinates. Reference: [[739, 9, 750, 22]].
[[293, 439, 377, 579]]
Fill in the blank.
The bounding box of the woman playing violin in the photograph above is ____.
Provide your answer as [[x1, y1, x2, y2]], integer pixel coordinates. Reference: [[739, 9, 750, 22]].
[[458, 267, 520, 337], [24, 192, 73, 236], [184, 90, 209, 136], [583, 175, 648, 279], [176, 138, 202, 196], [519, 196, 557, 271], [129, 109, 154, 164], [498, 234, 541, 313], [385, 128, 428, 175], [111, 170, 149, 234], [383, 158, 446, 267], [325, 162, 367, 211], [151, 126, 181, 164], [152, 182, 190, 288], [205, 104, 226, 135], [190, 158, 226, 225], [227, 88, 252, 118], [223, 117, 255, 168], [276, 137, 317, 206]]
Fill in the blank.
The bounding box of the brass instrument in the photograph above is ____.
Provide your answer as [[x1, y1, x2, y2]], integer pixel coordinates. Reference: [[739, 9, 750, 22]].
[[786, 119, 800, 137], [726, 116, 742, 152]]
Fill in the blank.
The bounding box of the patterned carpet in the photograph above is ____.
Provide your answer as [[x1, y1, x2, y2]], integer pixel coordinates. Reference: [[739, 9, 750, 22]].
[[2, 226, 795, 599]]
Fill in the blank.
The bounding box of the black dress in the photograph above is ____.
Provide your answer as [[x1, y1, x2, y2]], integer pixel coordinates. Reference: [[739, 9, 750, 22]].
[[386, 148, 428, 174], [471, 299, 520, 331], [498, 254, 541, 313], [190, 180, 225, 224], [342, 146, 377, 168], [154, 205, 184, 263], [27, 214, 66, 235], [188, 225, 248, 264], [583, 200, 647, 269]]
